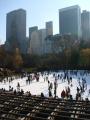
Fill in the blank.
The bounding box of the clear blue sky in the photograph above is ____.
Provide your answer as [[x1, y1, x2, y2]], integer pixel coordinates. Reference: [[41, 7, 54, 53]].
[[0, 0, 90, 44]]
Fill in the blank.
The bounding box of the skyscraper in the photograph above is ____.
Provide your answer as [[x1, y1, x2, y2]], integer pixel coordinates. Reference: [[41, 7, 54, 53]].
[[38, 29, 46, 54], [59, 5, 81, 39], [46, 21, 53, 36], [30, 29, 46, 55], [30, 30, 40, 55], [29, 26, 38, 40], [81, 10, 90, 40], [5, 9, 27, 54], [28, 26, 38, 53]]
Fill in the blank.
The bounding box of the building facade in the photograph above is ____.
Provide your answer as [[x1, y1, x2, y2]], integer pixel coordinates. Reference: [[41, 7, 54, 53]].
[[46, 21, 53, 36], [38, 29, 46, 55], [29, 26, 38, 40], [81, 10, 90, 40], [28, 26, 38, 53], [30, 30, 40, 55], [5, 9, 27, 54], [59, 5, 81, 39], [30, 29, 46, 55], [44, 35, 54, 54]]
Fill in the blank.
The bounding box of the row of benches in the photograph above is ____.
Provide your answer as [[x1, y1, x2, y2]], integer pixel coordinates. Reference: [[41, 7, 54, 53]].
[[0, 92, 90, 120]]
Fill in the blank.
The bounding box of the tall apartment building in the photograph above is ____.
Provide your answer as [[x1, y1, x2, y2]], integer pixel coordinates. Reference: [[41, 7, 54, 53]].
[[30, 29, 46, 55], [5, 9, 27, 54], [59, 5, 81, 39], [81, 10, 90, 40], [46, 21, 53, 36], [29, 26, 38, 40], [30, 30, 40, 55], [38, 29, 46, 54], [28, 26, 38, 53]]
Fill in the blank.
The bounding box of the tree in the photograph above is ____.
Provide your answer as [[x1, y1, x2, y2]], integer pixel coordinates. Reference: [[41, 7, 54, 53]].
[[13, 48, 23, 70], [80, 48, 90, 67]]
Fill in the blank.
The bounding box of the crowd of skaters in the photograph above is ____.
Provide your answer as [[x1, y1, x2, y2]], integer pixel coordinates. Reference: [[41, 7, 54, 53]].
[[0, 70, 90, 101], [40, 70, 90, 100], [42, 70, 90, 100]]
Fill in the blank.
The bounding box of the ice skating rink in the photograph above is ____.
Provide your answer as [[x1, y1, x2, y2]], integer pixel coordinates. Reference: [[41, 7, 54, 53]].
[[0, 70, 90, 100]]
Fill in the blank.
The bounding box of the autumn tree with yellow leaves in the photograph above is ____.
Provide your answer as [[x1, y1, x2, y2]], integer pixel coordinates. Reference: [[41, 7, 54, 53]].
[[13, 48, 23, 70], [80, 48, 90, 67]]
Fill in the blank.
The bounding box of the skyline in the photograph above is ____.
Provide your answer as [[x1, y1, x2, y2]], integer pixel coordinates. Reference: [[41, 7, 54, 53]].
[[0, 0, 90, 44]]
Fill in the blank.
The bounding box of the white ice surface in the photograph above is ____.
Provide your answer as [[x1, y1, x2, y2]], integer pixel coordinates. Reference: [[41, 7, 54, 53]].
[[0, 71, 90, 100]]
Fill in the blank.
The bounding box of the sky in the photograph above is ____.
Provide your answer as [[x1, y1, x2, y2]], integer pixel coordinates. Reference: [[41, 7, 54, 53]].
[[0, 0, 90, 44]]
